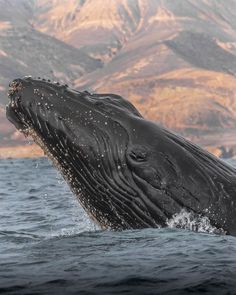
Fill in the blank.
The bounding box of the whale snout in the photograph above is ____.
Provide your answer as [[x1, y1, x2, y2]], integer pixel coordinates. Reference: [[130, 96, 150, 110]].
[[8, 79, 24, 107], [8, 77, 35, 109], [6, 76, 72, 134], [7, 79, 26, 130], [6, 77, 45, 131], [9, 79, 23, 94]]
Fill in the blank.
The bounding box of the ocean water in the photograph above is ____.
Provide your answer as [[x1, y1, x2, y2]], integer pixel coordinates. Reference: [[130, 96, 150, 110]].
[[0, 157, 236, 295]]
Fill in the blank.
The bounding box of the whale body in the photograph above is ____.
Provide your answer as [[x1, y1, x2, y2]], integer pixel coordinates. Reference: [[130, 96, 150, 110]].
[[6, 77, 236, 235]]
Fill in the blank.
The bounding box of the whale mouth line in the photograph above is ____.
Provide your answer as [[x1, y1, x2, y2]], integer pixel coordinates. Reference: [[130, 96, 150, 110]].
[[6, 105, 29, 134]]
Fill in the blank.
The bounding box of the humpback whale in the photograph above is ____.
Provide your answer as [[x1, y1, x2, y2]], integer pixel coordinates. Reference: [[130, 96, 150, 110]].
[[6, 77, 236, 235]]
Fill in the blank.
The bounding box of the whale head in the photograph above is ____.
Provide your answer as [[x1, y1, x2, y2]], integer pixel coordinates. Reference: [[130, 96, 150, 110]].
[[7, 77, 212, 230]]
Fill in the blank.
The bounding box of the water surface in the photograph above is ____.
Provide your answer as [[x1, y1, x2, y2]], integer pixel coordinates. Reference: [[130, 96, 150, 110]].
[[0, 158, 236, 294]]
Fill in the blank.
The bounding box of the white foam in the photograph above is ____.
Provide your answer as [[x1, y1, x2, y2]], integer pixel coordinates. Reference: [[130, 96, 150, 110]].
[[167, 209, 226, 235], [52, 222, 99, 238]]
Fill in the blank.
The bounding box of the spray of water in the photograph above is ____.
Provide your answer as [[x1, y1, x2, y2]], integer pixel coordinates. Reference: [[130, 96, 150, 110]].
[[167, 209, 226, 235]]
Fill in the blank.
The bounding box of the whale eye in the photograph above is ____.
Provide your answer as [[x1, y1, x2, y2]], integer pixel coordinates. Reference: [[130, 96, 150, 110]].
[[130, 151, 146, 162], [128, 146, 148, 162]]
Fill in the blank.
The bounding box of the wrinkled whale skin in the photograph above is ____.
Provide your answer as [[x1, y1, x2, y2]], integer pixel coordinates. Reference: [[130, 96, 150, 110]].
[[6, 77, 236, 235]]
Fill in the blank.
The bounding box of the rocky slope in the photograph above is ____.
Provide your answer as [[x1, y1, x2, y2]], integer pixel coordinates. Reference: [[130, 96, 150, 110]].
[[1, 0, 236, 158]]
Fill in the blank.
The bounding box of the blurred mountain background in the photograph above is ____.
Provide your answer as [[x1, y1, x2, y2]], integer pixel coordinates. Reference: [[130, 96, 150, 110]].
[[1, 0, 236, 158]]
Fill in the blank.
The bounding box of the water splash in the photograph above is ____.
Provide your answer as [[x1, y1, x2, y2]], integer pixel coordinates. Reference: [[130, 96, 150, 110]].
[[167, 209, 226, 235]]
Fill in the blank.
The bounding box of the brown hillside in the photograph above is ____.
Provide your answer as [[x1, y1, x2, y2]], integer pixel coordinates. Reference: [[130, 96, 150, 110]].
[[1, 0, 236, 158], [87, 69, 236, 135]]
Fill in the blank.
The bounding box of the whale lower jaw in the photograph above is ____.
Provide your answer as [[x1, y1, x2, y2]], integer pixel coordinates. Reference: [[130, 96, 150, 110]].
[[25, 128, 66, 178], [25, 127, 108, 229]]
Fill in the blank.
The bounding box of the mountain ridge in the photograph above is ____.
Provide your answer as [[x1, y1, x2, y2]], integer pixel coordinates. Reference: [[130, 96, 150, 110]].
[[1, 0, 236, 158]]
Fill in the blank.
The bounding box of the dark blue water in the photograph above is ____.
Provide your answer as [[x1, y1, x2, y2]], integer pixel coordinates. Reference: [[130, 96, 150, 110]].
[[0, 158, 236, 295]]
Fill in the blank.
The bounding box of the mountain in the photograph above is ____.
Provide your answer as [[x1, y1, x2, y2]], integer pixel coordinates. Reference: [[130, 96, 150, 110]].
[[1, 0, 236, 157], [32, 0, 142, 62], [0, 0, 102, 146], [32, 0, 236, 62]]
